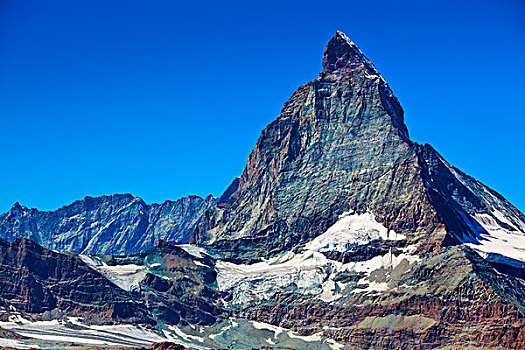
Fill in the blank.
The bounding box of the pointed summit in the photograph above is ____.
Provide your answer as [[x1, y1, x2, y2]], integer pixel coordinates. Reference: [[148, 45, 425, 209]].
[[11, 202, 24, 211], [193, 32, 422, 249], [323, 31, 383, 79], [321, 31, 408, 138]]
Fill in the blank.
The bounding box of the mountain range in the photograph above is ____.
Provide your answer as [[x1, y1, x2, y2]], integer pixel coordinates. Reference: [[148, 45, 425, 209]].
[[0, 194, 216, 255], [0, 31, 524, 350]]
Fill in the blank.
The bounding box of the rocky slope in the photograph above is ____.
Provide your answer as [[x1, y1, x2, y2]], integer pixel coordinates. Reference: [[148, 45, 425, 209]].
[[1, 236, 524, 349], [0, 194, 216, 255], [0, 238, 229, 349], [0, 238, 343, 349], [225, 244, 525, 349], [0, 238, 221, 325], [0, 237, 150, 322]]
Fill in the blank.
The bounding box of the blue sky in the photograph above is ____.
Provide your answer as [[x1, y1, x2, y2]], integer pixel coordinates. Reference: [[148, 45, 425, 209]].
[[0, 0, 524, 213]]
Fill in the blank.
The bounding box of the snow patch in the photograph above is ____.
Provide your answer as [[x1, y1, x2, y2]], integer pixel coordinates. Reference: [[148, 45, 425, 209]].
[[440, 155, 525, 263], [250, 320, 284, 337], [353, 280, 389, 294], [266, 337, 276, 345], [327, 338, 345, 350], [178, 244, 207, 259], [167, 325, 205, 343], [194, 260, 207, 267], [305, 211, 405, 253], [0, 316, 166, 347], [79, 255, 147, 292], [14, 333, 122, 346], [456, 210, 525, 263], [288, 331, 322, 342], [0, 338, 38, 349], [465, 229, 525, 263], [208, 319, 236, 340]]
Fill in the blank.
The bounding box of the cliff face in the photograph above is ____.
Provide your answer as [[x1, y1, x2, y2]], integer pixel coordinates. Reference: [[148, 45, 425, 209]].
[[0, 194, 216, 255], [193, 32, 440, 252], [0, 237, 150, 322], [192, 31, 525, 260]]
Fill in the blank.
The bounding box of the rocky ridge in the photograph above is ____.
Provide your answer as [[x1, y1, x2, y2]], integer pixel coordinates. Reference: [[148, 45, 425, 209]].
[[0, 238, 221, 326], [0, 194, 216, 255]]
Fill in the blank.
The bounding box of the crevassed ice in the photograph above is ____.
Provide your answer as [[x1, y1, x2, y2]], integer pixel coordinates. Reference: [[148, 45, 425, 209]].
[[215, 244, 419, 305]]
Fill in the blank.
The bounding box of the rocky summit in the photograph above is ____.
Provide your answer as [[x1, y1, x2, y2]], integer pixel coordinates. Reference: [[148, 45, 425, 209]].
[[0, 31, 524, 350]]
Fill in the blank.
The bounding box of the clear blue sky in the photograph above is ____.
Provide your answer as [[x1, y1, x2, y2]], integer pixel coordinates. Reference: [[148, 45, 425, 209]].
[[1, 0, 524, 213]]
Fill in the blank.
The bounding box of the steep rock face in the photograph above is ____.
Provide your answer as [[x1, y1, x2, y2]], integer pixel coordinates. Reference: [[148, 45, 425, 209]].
[[193, 32, 467, 254], [0, 194, 216, 255], [189, 31, 525, 349], [418, 144, 525, 237], [138, 240, 222, 326]]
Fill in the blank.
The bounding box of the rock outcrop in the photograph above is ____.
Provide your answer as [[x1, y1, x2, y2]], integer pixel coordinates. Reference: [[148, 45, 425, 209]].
[[0, 237, 150, 323]]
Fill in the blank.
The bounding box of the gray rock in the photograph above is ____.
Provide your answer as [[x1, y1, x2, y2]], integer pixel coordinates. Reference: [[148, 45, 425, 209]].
[[0, 194, 216, 255], [192, 31, 525, 261]]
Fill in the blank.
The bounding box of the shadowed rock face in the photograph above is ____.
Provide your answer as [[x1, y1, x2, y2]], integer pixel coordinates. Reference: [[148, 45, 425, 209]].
[[0, 194, 216, 255]]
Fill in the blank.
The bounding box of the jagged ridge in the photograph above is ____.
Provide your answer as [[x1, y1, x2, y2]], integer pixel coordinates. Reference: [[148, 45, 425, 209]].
[[0, 194, 217, 255]]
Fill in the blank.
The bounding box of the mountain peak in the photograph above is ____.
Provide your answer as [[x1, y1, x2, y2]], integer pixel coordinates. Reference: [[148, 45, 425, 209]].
[[10, 202, 26, 212], [323, 31, 383, 79]]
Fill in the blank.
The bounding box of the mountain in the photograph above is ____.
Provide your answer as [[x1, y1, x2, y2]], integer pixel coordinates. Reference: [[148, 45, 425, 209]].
[[192, 31, 525, 268], [0, 31, 524, 350], [190, 31, 525, 348], [0, 194, 216, 255]]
